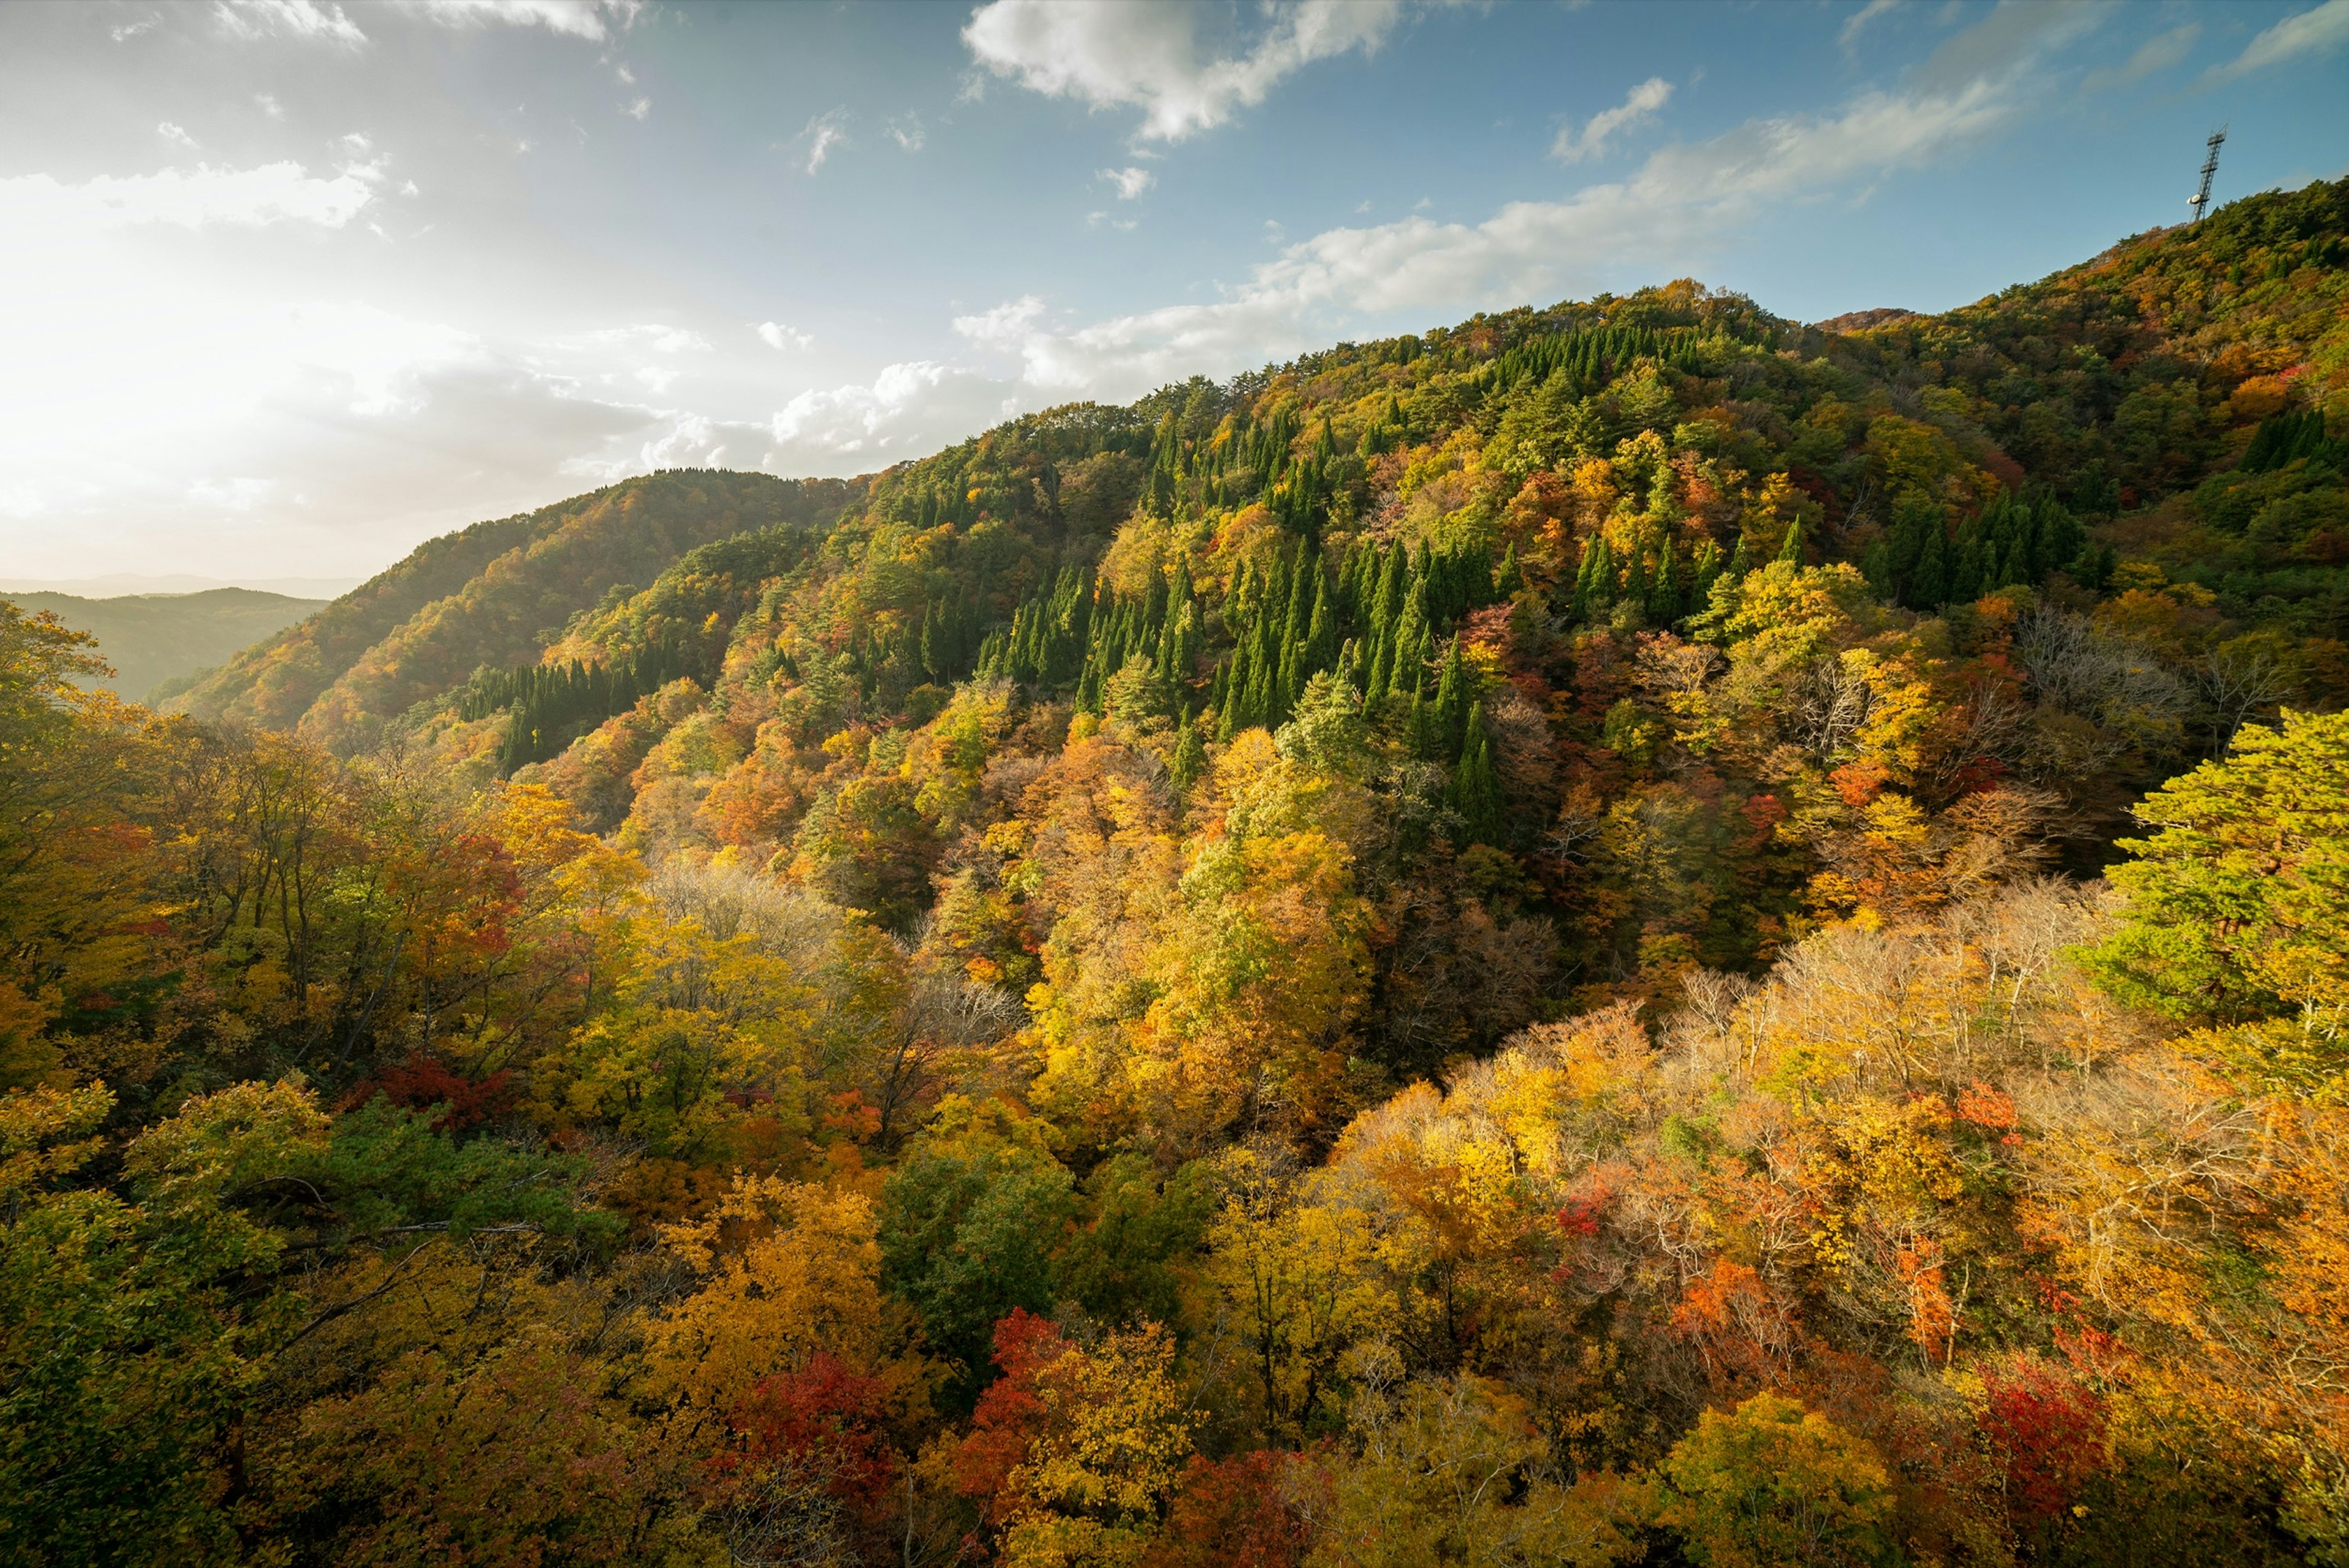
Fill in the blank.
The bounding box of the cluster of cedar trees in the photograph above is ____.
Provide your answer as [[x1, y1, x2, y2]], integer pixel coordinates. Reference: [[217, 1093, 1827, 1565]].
[[1868, 492, 2110, 611], [458, 637, 701, 773]]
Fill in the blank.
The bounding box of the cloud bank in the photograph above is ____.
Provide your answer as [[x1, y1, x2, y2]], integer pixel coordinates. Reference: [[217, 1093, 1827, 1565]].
[[963, 0, 1405, 140]]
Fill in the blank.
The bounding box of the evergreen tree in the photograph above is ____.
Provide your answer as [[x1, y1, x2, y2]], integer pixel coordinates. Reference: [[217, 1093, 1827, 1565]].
[[1569, 536, 1603, 624], [1726, 531, 1754, 580], [1406, 683, 1434, 760], [1690, 538, 1723, 606], [1170, 712, 1206, 794], [1949, 531, 1984, 604], [1776, 516, 1806, 565], [1449, 704, 1504, 845], [1400, 577, 1431, 662], [1495, 542, 1524, 599], [1912, 515, 1951, 608], [1432, 636, 1471, 760], [1649, 533, 1682, 624]]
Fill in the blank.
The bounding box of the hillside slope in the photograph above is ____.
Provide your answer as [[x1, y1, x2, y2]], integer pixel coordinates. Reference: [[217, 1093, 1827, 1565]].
[[9, 588, 325, 703], [168, 470, 864, 746], [9, 180, 2349, 1567]]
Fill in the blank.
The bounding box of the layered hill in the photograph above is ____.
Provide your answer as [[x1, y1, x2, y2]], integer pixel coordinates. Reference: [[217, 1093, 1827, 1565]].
[[173, 179, 2346, 891], [10, 587, 327, 703], [17, 180, 2349, 1567], [167, 470, 863, 747]]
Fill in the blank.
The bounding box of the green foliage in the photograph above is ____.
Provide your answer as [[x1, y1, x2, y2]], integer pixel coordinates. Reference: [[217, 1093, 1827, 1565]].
[[878, 1097, 1082, 1392], [2087, 709, 2349, 1090], [1055, 1154, 1217, 1329], [1659, 1392, 1899, 1568], [7, 177, 2349, 1568]]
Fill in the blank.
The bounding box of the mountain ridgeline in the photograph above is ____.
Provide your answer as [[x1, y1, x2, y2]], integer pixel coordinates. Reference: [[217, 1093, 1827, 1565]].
[[174, 177, 2347, 876], [5, 178, 2344, 1566]]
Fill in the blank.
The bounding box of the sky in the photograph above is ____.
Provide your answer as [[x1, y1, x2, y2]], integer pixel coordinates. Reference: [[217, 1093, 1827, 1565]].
[[2, 0, 2345, 588]]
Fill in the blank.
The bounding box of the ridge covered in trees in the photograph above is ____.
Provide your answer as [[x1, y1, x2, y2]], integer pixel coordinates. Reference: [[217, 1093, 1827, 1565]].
[[4, 178, 2348, 1565]]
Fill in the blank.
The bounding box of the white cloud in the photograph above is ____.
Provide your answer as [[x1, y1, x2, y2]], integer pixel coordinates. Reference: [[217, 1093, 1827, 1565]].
[[400, 0, 641, 41], [158, 122, 201, 150], [963, 0, 1405, 141], [801, 109, 850, 174], [112, 15, 162, 42], [954, 25, 2050, 406], [1551, 77, 1671, 163], [558, 324, 710, 357], [2082, 23, 2200, 92], [1099, 165, 1156, 199], [214, 0, 369, 46], [0, 161, 382, 231], [1911, 0, 2104, 94], [256, 92, 285, 117], [952, 295, 1048, 353], [623, 96, 651, 120], [764, 361, 1022, 464], [2205, 0, 2349, 81], [1840, 0, 1901, 51], [888, 114, 926, 151], [757, 321, 814, 351]]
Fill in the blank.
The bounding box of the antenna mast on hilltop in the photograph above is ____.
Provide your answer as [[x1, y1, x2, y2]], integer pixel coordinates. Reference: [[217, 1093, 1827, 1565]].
[[2190, 127, 2227, 224]]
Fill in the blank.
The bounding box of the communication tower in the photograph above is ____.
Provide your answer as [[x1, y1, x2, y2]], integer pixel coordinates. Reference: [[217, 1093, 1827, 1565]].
[[2190, 127, 2227, 224]]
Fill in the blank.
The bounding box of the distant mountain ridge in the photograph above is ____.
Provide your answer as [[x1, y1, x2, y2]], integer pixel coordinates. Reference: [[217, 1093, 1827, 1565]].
[[11, 588, 328, 704], [165, 472, 863, 744], [0, 573, 363, 599]]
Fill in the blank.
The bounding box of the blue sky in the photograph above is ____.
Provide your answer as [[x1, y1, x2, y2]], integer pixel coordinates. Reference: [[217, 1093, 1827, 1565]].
[[2, 0, 2345, 585]]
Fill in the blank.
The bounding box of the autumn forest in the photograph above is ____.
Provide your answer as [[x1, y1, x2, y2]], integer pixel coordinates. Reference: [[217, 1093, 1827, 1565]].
[[6, 178, 2349, 1567]]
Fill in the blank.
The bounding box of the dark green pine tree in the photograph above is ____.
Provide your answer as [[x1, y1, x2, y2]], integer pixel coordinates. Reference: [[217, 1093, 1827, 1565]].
[[2034, 498, 2084, 580], [1388, 580, 1430, 701], [1622, 538, 1650, 619], [1569, 536, 1603, 624], [920, 604, 943, 684], [1342, 539, 1376, 621], [1431, 636, 1471, 760], [1365, 541, 1408, 689], [1264, 545, 1294, 640], [1449, 704, 1504, 845], [1776, 516, 1806, 565], [1273, 553, 1316, 720], [1912, 516, 1951, 608], [2010, 502, 2044, 586], [1214, 643, 1250, 741], [1170, 709, 1206, 794], [1302, 571, 1335, 678], [1495, 542, 1524, 599], [1406, 682, 1434, 760], [1726, 531, 1754, 581], [1948, 527, 1984, 604], [1239, 655, 1273, 736], [1690, 538, 1723, 608], [1371, 540, 1408, 632], [1647, 533, 1681, 624]]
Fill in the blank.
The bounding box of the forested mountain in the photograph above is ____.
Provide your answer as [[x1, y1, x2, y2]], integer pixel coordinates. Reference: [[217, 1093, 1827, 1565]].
[[7, 178, 2347, 1567], [7, 587, 325, 703], [168, 471, 863, 742]]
